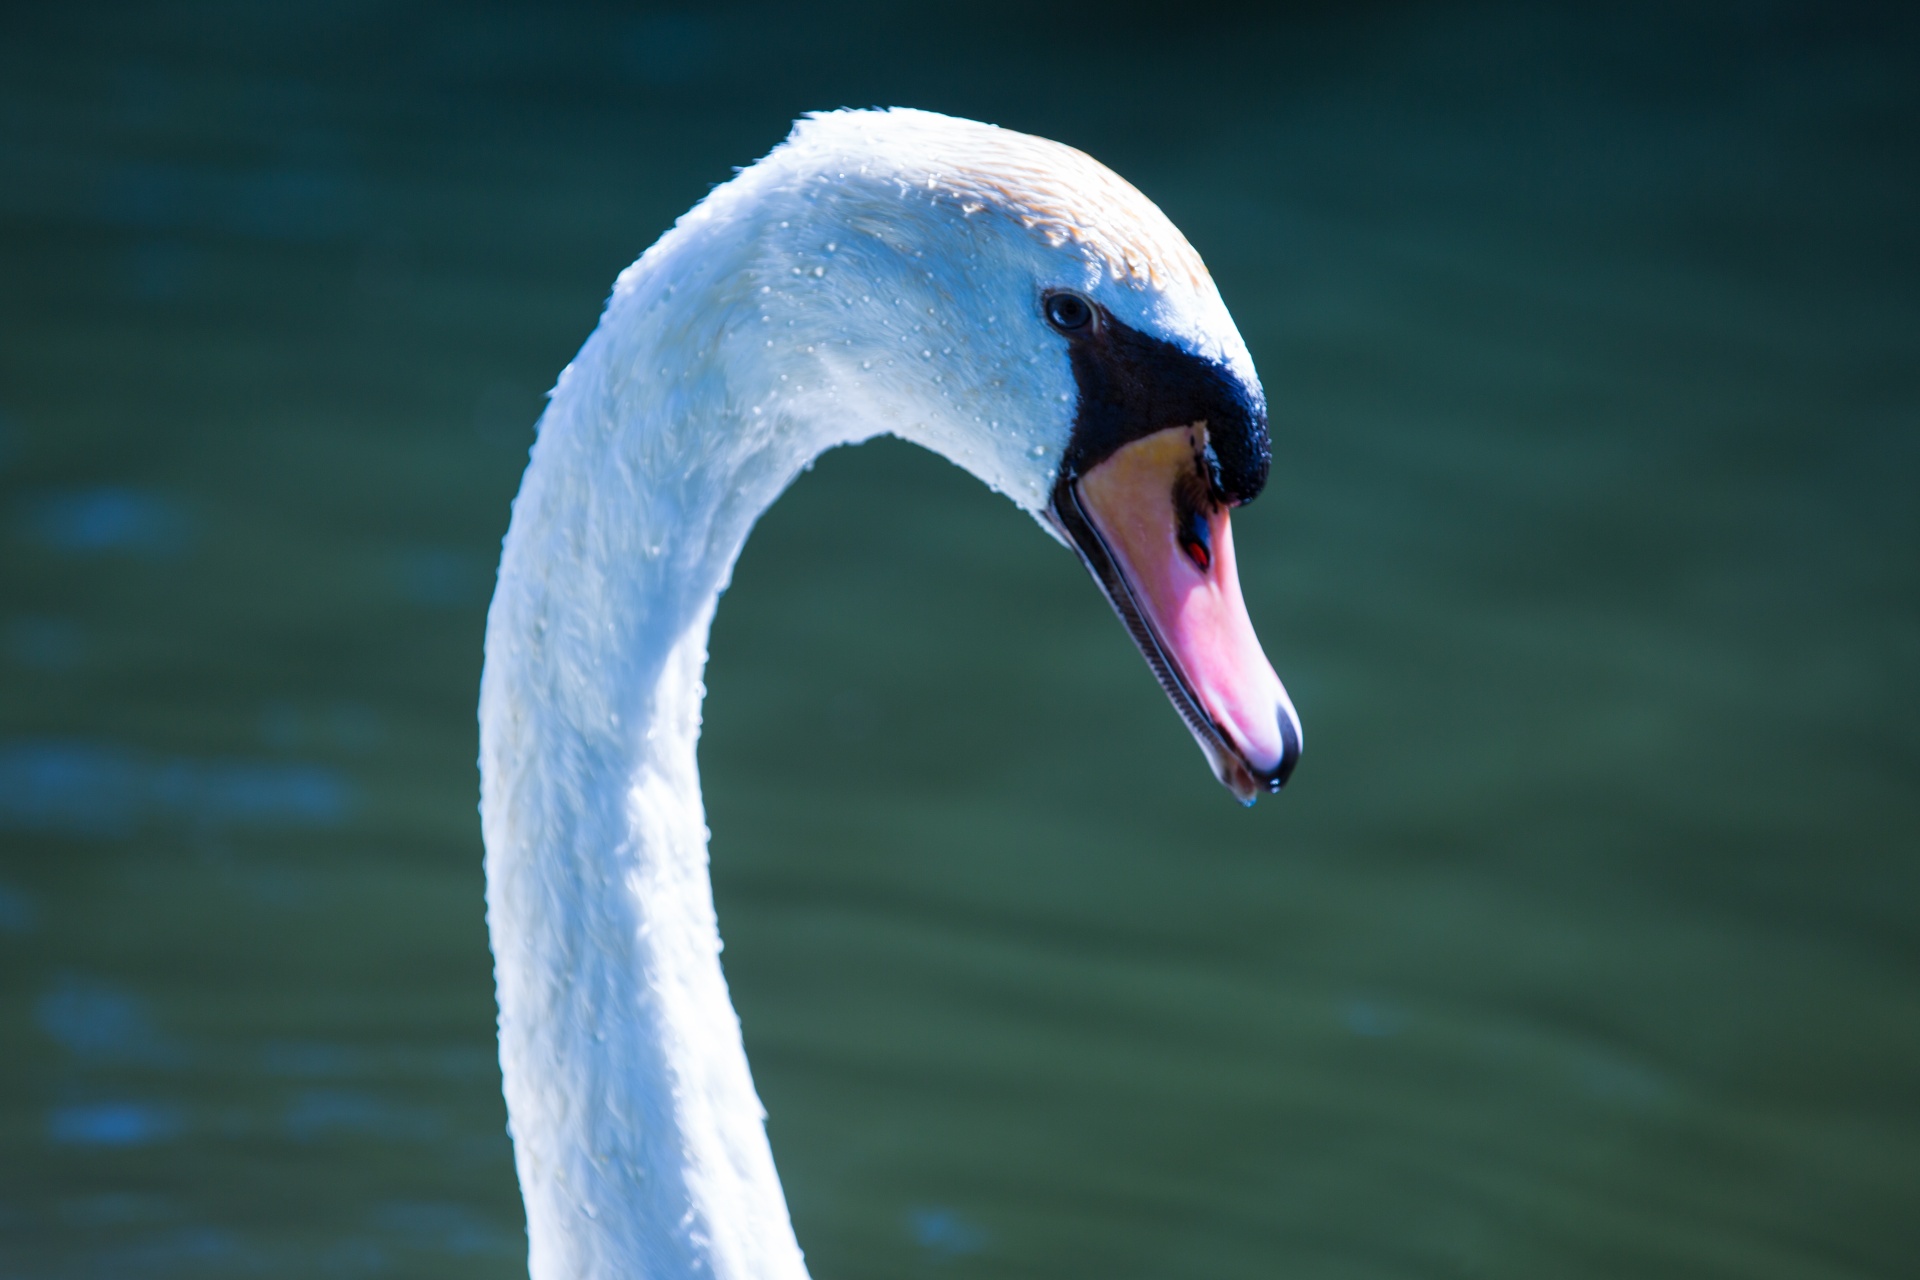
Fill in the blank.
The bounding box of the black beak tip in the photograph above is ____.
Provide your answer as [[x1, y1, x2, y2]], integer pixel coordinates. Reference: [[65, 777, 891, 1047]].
[[1267, 709, 1303, 793], [1220, 712, 1302, 806]]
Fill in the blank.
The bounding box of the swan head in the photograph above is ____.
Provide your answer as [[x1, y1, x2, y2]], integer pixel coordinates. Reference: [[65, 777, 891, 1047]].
[[682, 109, 1302, 801]]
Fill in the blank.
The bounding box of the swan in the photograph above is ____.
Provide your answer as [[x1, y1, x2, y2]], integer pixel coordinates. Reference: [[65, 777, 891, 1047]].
[[479, 108, 1303, 1280]]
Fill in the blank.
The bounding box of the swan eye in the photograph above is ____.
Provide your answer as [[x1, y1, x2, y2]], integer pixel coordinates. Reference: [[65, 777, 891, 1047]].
[[1043, 291, 1093, 332]]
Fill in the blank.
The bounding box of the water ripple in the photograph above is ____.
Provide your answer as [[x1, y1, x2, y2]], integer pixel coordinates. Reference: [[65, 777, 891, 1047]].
[[37, 974, 184, 1066], [19, 487, 188, 556], [0, 739, 356, 836], [48, 1101, 185, 1147]]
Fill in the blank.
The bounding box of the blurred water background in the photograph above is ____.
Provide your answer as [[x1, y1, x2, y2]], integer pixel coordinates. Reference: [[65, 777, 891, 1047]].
[[1, 2, 1916, 1276]]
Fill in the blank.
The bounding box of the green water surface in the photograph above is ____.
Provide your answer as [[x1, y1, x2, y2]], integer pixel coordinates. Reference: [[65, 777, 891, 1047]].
[[1, 3, 1916, 1277]]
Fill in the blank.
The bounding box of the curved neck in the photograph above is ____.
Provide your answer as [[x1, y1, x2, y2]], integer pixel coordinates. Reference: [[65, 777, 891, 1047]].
[[477, 130, 1084, 1276], [479, 234, 844, 1279]]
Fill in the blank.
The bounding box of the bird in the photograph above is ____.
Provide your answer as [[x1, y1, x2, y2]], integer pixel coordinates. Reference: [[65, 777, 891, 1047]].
[[479, 108, 1303, 1280]]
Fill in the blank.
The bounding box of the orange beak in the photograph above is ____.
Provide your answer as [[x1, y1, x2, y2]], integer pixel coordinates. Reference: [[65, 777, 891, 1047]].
[[1051, 424, 1302, 803]]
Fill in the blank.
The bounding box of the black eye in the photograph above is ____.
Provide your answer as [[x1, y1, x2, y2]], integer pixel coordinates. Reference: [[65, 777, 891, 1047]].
[[1044, 291, 1093, 332]]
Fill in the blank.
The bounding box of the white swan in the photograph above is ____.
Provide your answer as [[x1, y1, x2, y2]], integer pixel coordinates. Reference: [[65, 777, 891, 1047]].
[[479, 108, 1302, 1280]]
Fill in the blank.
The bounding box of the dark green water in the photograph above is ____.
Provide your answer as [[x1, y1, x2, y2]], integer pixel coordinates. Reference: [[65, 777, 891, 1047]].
[[2, 3, 1916, 1276]]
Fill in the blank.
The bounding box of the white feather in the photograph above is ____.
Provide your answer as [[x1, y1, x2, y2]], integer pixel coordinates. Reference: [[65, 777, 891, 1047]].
[[479, 108, 1255, 1279]]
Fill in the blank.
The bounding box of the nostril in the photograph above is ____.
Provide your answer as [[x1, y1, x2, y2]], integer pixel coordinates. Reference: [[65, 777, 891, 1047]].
[[1176, 491, 1213, 573]]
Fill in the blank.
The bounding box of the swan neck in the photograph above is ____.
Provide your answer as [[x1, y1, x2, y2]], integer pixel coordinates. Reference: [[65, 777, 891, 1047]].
[[480, 276, 823, 1280]]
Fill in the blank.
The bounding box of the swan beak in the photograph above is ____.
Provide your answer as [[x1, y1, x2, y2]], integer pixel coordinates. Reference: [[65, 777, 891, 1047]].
[[1050, 424, 1302, 804]]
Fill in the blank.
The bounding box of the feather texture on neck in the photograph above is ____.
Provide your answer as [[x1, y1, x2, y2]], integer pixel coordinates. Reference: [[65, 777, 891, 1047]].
[[479, 107, 1252, 1279]]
